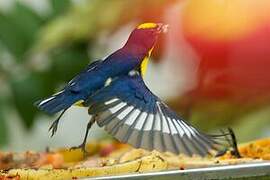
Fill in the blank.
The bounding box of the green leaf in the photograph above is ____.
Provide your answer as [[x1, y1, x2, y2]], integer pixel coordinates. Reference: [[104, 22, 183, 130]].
[[49, 44, 89, 83], [9, 72, 51, 128], [0, 103, 8, 146], [0, 2, 43, 60], [50, 0, 71, 17], [9, 2, 43, 40], [0, 13, 27, 59]]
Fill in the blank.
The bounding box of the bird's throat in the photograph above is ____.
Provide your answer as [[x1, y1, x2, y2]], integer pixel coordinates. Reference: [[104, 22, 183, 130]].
[[141, 56, 149, 77], [140, 47, 154, 77]]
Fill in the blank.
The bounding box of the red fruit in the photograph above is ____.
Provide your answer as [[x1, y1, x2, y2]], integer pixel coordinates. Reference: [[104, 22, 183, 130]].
[[99, 144, 115, 157]]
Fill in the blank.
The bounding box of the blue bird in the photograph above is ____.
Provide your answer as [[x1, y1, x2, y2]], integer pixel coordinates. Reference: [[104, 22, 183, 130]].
[[36, 23, 237, 156], [35, 23, 167, 136]]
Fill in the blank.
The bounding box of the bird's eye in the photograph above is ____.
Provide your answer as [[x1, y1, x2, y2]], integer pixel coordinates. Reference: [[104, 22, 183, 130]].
[[149, 29, 156, 34]]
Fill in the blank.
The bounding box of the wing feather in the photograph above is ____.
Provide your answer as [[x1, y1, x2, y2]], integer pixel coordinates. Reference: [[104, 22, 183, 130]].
[[88, 74, 231, 156]]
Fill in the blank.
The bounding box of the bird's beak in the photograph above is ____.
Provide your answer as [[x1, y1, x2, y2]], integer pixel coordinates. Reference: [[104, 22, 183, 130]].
[[157, 23, 169, 33]]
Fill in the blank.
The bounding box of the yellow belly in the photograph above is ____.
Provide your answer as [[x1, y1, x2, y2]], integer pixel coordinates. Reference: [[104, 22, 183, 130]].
[[74, 100, 84, 107]]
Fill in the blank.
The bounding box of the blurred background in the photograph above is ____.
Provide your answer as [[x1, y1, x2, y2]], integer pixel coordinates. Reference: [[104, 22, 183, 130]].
[[0, 0, 270, 151]]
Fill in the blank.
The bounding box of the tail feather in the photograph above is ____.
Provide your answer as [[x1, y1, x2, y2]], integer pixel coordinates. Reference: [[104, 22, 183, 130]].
[[35, 91, 81, 114]]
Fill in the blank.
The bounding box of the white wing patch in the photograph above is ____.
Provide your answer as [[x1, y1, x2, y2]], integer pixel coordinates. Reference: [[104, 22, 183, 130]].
[[125, 109, 140, 125], [128, 70, 139, 76], [168, 117, 178, 134], [172, 119, 185, 136], [52, 90, 64, 96], [104, 77, 112, 87], [87, 65, 97, 72], [109, 102, 126, 114], [181, 122, 196, 138], [105, 98, 119, 105], [157, 102, 170, 134], [38, 96, 55, 106], [161, 115, 170, 134], [143, 114, 154, 131], [117, 106, 133, 119], [134, 112, 147, 129], [154, 113, 161, 131]]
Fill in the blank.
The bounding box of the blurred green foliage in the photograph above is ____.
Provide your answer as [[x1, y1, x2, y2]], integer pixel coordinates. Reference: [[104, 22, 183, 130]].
[[0, 104, 8, 145], [0, 0, 73, 146], [0, 0, 175, 146]]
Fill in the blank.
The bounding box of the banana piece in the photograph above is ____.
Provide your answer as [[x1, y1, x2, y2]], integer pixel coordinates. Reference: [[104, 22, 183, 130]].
[[119, 149, 149, 163], [8, 152, 168, 180]]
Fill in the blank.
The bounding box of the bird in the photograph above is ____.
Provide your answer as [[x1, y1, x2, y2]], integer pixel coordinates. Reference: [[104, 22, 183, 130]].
[[35, 23, 167, 136], [35, 23, 234, 156]]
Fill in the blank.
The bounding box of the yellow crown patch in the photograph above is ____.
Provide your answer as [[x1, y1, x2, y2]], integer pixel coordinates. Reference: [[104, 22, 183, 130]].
[[137, 23, 157, 29]]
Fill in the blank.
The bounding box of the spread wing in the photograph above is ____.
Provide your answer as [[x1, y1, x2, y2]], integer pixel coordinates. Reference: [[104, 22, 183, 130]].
[[87, 74, 229, 156]]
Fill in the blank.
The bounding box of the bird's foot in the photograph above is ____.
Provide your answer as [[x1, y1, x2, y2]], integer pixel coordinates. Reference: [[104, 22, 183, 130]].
[[70, 143, 88, 156], [215, 148, 228, 157], [228, 128, 241, 158], [48, 109, 68, 137], [215, 128, 241, 158], [215, 148, 241, 158], [230, 149, 241, 158], [48, 119, 59, 137]]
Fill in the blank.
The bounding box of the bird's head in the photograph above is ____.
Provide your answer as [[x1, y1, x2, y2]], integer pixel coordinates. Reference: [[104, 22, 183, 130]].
[[124, 23, 168, 56]]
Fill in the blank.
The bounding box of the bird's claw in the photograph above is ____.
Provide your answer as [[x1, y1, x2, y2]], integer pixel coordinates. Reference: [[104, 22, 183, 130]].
[[49, 119, 59, 137], [69, 143, 88, 156], [48, 109, 68, 137], [215, 148, 228, 157], [215, 128, 241, 158], [227, 128, 241, 158]]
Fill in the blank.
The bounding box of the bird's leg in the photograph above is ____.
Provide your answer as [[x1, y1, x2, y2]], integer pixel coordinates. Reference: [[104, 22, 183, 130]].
[[49, 109, 68, 137], [215, 148, 228, 157], [215, 128, 241, 158], [70, 115, 96, 154], [228, 127, 241, 158]]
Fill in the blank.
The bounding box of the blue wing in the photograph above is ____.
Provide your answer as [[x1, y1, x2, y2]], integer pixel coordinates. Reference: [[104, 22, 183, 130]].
[[66, 60, 103, 93], [87, 74, 228, 156]]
